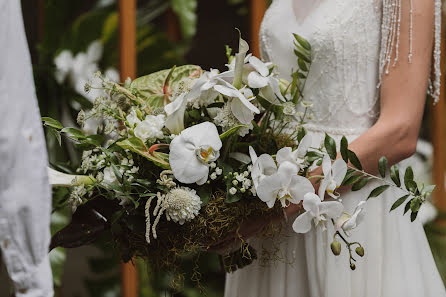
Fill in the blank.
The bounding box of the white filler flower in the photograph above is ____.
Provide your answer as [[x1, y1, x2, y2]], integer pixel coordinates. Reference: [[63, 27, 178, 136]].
[[164, 187, 202, 225], [169, 122, 222, 185], [318, 155, 347, 200], [335, 201, 366, 236], [134, 114, 165, 142], [276, 134, 312, 170]]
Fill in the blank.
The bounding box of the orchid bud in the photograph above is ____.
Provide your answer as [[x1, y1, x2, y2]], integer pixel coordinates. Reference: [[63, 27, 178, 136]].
[[330, 240, 341, 256], [350, 263, 356, 270], [355, 246, 365, 257]]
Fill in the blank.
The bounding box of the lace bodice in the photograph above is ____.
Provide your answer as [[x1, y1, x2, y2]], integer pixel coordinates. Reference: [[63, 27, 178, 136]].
[[260, 0, 442, 136]]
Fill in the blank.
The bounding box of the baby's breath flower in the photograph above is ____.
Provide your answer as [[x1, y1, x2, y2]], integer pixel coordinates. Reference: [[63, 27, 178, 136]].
[[215, 167, 222, 175], [210, 172, 217, 180]]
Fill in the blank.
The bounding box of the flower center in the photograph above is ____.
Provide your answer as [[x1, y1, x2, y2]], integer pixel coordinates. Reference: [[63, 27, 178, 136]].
[[196, 146, 219, 164]]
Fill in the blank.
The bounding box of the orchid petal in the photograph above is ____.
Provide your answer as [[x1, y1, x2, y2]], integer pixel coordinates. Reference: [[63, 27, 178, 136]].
[[230, 97, 255, 125], [248, 56, 269, 76], [288, 176, 315, 204], [251, 154, 277, 189], [318, 176, 330, 200], [178, 122, 222, 151], [319, 201, 344, 219], [249, 146, 258, 164], [268, 76, 286, 102], [302, 193, 321, 216], [256, 174, 283, 208], [292, 211, 313, 233], [332, 159, 348, 187], [322, 155, 332, 177], [247, 71, 269, 88], [276, 147, 294, 165], [296, 134, 312, 158]]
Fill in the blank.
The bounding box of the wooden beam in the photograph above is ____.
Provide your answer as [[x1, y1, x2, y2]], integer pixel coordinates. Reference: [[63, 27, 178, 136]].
[[250, 0, 267, 58], [432, 9, 446, 215], [119, 1, 138, 297]]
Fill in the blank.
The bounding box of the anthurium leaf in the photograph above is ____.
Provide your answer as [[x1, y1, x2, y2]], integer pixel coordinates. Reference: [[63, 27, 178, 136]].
[[340, 136, 348, 163], [367, 185, 390, 199], [390, 194, 410, 212], [348, 150, 362, 170], [378, 156, 387, 178], [130, 65, 202, 108], [324, 134, 337, 160], [390, 165, 401, 187]]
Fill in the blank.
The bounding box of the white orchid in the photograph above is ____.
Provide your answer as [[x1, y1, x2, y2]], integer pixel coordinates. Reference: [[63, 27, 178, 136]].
[[318, 155, 347, 200], [245, 56, 285, 104], [214, 79, 260, 125], [48, 167, 95, 187], [257, 161, 315, 208], [165, 93, 187, 135], [249, 146, 277, 190], [186, 69, 233, 108], [292, 192, 344, 233], [276, 134, 312, 170], [335, 201, 366, 236], [169, 122, 222, 185], [134, 114, 165, 142]]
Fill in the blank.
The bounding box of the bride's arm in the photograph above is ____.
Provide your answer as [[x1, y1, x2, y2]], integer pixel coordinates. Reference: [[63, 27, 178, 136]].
[[348, 0, 435, 173]]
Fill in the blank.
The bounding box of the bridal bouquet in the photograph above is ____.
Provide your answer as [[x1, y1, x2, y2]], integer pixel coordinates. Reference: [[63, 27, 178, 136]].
[[45, 34, 433, 282]]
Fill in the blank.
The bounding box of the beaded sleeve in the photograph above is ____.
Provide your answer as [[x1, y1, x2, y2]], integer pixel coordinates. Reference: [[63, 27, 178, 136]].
[[378, 0, 442, 103]]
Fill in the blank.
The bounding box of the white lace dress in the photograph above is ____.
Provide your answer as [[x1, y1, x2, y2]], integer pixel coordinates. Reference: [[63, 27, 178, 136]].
[[224, 0, 446, 296]]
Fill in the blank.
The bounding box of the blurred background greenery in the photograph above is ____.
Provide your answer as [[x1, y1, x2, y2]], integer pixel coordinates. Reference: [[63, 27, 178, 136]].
[[0, 0, 444, 296]]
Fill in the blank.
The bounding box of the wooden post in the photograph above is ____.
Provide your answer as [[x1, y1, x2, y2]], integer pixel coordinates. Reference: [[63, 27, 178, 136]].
[[119, 1, 138, 297], [166, 9, 181, 41], [432, 10, 446, 217], [250, 0, 267, 58]]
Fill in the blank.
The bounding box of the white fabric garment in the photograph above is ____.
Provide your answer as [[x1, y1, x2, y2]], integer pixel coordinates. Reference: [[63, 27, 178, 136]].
[[0, 0, 53, 296], [225, 0, 446, 296]]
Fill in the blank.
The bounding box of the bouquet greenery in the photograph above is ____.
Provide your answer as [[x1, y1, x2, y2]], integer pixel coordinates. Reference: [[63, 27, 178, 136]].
[[45, 33, 434, 286]]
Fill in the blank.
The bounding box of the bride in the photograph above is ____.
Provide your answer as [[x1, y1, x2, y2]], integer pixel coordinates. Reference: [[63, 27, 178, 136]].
[[221, 0, 446, 296]]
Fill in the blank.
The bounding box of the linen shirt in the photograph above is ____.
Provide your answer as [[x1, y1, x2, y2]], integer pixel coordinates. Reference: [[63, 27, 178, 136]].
[[0, 0, 53, 296]]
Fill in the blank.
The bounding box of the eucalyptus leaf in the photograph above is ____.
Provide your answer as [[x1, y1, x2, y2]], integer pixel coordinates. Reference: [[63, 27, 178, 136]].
[[390, 194, 410, 212], [404, 166, 414, 190], [347, 150, 362, 170], [324, 134, 337, 160], [352, 177, 371, 191], [390, 165, 401, 187], [378, 156, 387, 178], [344, 174, 363, 186], [367, 185, 390, 199], [410, 211, 418, 222], [340, 136, 348, 163], [404, 199, 412, 215]]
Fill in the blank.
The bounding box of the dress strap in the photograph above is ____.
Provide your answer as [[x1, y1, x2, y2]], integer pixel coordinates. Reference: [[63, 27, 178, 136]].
[[378, 0, 442, 104]]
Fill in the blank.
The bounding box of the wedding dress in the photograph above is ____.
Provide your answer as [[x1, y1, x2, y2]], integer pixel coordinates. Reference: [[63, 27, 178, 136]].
[[224, 0, 446, 296]]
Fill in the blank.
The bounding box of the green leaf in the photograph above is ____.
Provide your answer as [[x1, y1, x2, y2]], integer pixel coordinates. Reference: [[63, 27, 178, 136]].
[[116, 138, 170, 169], [171, 0, 198, 39], [367, 185, 390, 199], [404, 166, 414, 190], [390, 194, 410, 212], [49, 128, 62, 146], [344, 174, 363, 186], [406, 180, 418, 193], [220, 125, 248, 140], [85, 134, 105, 146], [390, 165, 401, 187], [197, 185, 212, 206], [293, 33, 311, 51], [42, 117, 63, 130], [306, 151, 323, 163], [404, 199, 412, 214], [410, 211, 418, 222], [352, 177, 371, 191], [297, 59, 308, 72], [378, 156, 387, 178], [61, 127, 85, 139], [410, 198, 422, 213], [297, 126, 306, 143], [293, 49, 311, 63], [342, 169, 356, 184], [340, 136, 348, 163], [347, 150, 362, 170], [324, 134, 337, 160]]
